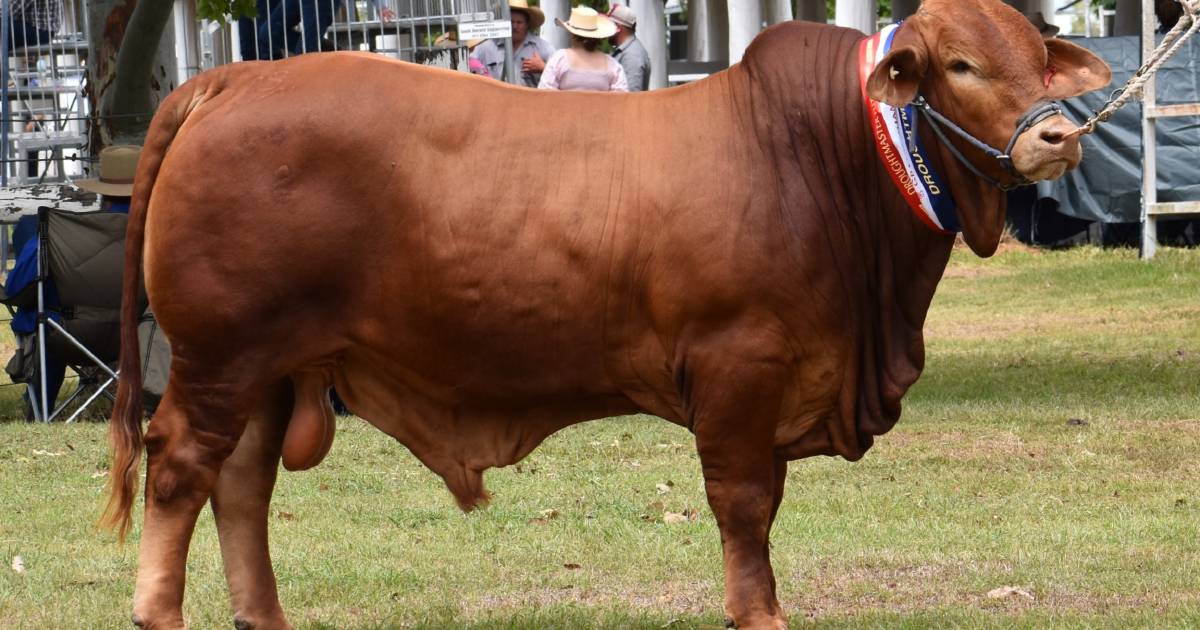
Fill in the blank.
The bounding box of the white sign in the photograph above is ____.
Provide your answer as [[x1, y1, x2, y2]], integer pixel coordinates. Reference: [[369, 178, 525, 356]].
[[457, 20, 512, 41]]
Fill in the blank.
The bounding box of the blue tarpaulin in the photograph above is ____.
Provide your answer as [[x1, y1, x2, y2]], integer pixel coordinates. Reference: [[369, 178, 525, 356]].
[[1041, 35, 1200, 223]]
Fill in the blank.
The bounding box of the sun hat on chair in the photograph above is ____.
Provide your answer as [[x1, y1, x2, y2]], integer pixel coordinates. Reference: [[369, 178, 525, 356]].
[[555, 7, 618, 39], [75, 145, 141, 197]]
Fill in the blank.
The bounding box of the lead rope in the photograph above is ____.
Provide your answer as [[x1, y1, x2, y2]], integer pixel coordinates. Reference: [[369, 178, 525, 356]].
[[1067, 0, 1200, 138]]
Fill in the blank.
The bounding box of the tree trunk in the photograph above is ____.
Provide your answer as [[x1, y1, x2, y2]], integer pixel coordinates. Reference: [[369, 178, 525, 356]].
[[86, 0, 179, 151]]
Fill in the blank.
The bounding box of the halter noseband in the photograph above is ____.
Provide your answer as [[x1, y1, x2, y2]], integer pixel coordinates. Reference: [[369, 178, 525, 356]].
[[908, 97, 1063, 192]]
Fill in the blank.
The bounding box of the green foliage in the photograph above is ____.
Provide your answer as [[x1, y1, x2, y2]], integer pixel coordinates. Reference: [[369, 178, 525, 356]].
[[197, 0, 258, 22]]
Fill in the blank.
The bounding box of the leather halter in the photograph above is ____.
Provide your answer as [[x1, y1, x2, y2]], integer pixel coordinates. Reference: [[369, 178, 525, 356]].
[[908, 97, 1063, 192]]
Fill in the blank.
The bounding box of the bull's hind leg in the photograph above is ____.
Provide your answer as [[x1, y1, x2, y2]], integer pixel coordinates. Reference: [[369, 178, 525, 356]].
[[684, 345, 790, 630], [132, 379, 252, 629], [211, 383, 292, 630]]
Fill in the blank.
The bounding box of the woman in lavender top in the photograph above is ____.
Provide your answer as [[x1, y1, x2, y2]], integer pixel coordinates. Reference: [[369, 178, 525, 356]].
[[538, 7, 628, 92]]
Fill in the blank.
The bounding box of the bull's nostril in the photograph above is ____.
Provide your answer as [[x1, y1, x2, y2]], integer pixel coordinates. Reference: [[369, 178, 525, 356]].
[[1040, 130, 1065, 145]]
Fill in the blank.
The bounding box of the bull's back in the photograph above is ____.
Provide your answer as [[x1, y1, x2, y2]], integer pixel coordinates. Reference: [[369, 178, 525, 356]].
[[144, 54, 747, 398]]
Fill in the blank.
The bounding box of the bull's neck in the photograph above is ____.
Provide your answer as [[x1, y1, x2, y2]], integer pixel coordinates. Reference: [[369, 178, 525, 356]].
[[737, 23, 957, 452], [744, 24, 954, 315]]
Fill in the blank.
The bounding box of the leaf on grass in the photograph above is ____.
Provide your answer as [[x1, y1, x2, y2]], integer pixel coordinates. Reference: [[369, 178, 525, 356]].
[[563, 562, 582, 570], [986, 586, 1034, 600], [277, 511, 296, 520], [31, 449, 67, 457], [664, 509, 700, 524], [90, 471, 108, 479], [638, 500, 666, 521], [656, 483, 672, 495], [11, 556, 24, 573], [664, 512, 688, 524], [318, 483, 330, 492], [1066, 418, 1089, 426], [529, 508, 560, 525]]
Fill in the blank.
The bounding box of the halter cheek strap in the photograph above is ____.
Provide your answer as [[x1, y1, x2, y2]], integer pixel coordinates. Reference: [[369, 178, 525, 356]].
[[911, 97, 1062, 192], [863, 20, 1066, 195]]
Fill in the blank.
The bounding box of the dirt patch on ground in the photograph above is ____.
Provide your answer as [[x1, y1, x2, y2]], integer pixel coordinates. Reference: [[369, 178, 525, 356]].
[[787, 558, 1012, 617], [876, 430, 1070, 474], [468, 579, 720, 616], [940, 265, 1014, 280], [926, 306, 1200, 342], [787, 557, 1200, 620]]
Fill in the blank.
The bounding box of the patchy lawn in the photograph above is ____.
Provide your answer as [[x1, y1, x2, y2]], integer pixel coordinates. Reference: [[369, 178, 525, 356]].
[[1, 246, 1198, 628]]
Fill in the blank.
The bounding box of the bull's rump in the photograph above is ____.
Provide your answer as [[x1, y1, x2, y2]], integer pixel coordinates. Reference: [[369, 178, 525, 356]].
[[143, 54, 742, 409]]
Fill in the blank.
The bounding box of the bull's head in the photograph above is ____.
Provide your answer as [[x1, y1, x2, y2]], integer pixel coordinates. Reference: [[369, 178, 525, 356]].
[[865, 0, 1111, 256]]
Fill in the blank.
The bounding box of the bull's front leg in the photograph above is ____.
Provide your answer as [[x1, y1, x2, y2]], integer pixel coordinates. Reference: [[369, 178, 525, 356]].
[[211, 384, 292, 630], [685, 344, 790, 629]]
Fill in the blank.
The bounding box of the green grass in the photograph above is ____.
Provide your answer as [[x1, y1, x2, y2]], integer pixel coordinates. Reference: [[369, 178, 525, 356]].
[[1, 246, 1198, 628]]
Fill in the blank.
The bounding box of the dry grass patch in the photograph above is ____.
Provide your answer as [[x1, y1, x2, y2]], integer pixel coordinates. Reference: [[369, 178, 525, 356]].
[[926, 305, 1200, 343]]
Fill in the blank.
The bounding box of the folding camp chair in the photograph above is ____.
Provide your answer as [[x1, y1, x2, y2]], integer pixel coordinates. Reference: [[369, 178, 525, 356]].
[[3, 206, 136, 422]]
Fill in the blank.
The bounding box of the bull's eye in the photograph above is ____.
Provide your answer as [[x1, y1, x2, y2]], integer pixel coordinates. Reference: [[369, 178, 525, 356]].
[[949, 61, 972, 75]]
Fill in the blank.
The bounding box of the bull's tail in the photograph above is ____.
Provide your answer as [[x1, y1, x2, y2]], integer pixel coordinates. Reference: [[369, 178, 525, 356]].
[[101, 79, 215, 541]]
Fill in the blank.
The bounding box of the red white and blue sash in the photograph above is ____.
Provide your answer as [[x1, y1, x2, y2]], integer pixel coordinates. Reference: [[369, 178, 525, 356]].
[[858, 24, 960, 234]]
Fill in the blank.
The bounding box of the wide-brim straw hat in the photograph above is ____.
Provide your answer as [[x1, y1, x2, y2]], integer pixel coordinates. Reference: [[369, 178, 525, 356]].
[[510, 0, 545, 30], [556, 7, 617, 39], [75, 145, 141, 196]]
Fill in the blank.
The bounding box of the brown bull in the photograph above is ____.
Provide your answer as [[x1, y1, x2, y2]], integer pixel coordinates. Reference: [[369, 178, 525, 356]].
[[104, 1, 1110, 627]]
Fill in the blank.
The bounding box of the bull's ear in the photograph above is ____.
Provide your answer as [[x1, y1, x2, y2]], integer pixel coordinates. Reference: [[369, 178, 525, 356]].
[[867, 45, 928, 107], [1044, 39, 1112, 99]]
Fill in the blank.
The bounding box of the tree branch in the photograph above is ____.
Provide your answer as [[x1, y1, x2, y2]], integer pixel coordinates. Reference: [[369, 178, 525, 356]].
[[102, 0, 177, 142]]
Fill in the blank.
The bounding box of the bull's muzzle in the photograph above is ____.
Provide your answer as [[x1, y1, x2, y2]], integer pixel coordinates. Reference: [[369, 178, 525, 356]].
[[1011, 114, 1084, 182]]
